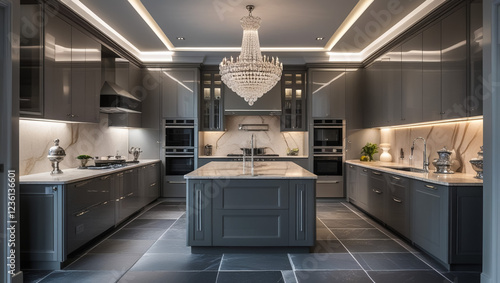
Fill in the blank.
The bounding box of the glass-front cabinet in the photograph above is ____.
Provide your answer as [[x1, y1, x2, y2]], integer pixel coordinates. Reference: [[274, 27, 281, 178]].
[[200, 70, 224, 131], [281, 70, 306, 131]]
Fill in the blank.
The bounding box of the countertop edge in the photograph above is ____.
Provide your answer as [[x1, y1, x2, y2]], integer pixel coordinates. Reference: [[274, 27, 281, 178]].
[[20, 159, 161, 185], [345, 160, 483, 187]]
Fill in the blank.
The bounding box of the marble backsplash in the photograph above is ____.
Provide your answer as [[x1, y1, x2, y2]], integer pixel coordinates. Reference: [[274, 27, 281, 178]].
[[380, 120, 483, 174], [199, 116, 308, 157], [19, 114, 129, 176]]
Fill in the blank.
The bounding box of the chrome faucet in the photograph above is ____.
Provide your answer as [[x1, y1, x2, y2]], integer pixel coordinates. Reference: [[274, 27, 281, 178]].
[[410, 137, 429, 172]]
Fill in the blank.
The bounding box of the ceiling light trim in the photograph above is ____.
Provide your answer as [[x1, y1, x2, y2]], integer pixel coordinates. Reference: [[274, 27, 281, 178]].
[[325, 0, 374, 51]]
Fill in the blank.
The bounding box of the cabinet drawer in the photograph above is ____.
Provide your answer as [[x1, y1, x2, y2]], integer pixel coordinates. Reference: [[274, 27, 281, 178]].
[[316, 178, 343, 198], [213, 180, 288, 209], [67, 176, 112, 213]]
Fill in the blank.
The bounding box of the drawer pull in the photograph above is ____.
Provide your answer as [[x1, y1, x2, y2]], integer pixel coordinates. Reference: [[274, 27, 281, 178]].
[[362, 169, 368, 172], [150, 182, 157, 187], [372, 189, 382, 194], [391, 176, 400, 180], [317, 181, 340, 184], [392, 197, 402, 203], [75, 210, 90, 217], [349, 165, 354, 168], [425, 184, 436, 190], [125, 170, 134, 174], [372, 171, 382, 175], [127, 192, 134, 197], [100, 175, 110, 180], [168, 181, 186, 184]]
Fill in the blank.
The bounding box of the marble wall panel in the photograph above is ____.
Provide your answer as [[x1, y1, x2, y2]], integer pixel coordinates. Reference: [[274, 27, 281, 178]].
[[380, 120, 483, 174], [200, 116, 307, 157], [19, 114, 129, 175]]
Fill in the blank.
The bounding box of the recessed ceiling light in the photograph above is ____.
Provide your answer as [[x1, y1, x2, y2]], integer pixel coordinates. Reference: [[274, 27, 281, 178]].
[[177, 37, 185, 40], [316, 37, 324, 41]]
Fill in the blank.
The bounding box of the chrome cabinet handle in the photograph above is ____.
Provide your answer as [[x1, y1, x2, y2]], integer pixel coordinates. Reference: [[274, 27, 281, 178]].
[[168, 181, 186, 184], [372, 171, 381, 175], [425, 184, 436, 190], [372, 189, 382, 194], [391, 176, 400, 180], [349, 165, 354, 168], [392, 197, 402, 203], [150, 182, 157, 187], [75, 210, 90, 217], [100, 175, 110, 180], [362, 169, 368, 172], [317, 181, 340, 184]]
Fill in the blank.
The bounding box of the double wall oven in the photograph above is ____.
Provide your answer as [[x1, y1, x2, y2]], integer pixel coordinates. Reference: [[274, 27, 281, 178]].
[[163, 119, 197, 197], [312, 119, 345, 197]]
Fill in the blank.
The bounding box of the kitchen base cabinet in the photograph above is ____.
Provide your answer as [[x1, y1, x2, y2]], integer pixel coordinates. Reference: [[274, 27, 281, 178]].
[[385, 174, 411, 239], [367, 170, 385, 221], [20, 161, 160, 270], [187, 178, 315, 248]]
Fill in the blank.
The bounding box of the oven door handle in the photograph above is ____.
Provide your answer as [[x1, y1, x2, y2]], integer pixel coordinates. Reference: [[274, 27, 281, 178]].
[[313, 154, 343, 157], [313, 126, 343, 129], [165, 125, 195, 129], [165, 155, 195, 158]]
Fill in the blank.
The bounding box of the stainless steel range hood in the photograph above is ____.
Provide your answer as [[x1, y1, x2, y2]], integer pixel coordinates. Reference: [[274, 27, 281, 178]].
[[224, 84, 281, 116], [100, 57, 141, 113]]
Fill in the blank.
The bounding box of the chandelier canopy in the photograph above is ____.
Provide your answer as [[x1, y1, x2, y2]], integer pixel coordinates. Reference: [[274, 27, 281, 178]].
[[219, 5, 283, 106]]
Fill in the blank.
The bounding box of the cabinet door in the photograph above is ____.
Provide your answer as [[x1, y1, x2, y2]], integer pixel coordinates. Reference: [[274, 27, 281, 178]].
[[383, 45, 402, 125], [422, 22, 443, 122], [469, 0, 483, 117], [162, 69, 198, 118], [411, 180, 448, 264], [355, 167, 369, 211], [201, 70, 224, 131], [401, 33, 423, 124], [44, 16, 72, 121], [84, 33, 101, 123], [363, 61, 382, 127], [346, 164, 357, 202], [281, 70, 306, 131], [289, 180, 315, 246], [187, 180, 212, 246], [441, 6, 467, 119], [311, 70, 345, 119], [385, 174, 410, 238], [70, 27, 87, 121], [367, 170, 385, 221]]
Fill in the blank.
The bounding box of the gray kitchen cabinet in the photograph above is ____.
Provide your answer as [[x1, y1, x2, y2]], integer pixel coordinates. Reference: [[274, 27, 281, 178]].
[[381, 45, 402, 125], [352, 166, 369, 212], [115, 168, 140, 225], [363, 61, 382, 128], [441, 6, 467, 119], [66, 175, 114, 254], [385, 173, 411, 239], [289, 180, 316, 245], [367, 170, 386, 221], [187, 180, 213, 246], [401, 33, 423, 124], [422, 21, 443, 122], [200, 70, 224, 131], [411, 179, 449, 265], [20, 184, 64, 270], [139, 162, 160, 206], [346, 164, 358, 202], [161, 68, 199, 118], [281, 70, 307, 131], [44, 15, 101, 123], [468, 0, 483, 117], [310, 69, 346, 119]]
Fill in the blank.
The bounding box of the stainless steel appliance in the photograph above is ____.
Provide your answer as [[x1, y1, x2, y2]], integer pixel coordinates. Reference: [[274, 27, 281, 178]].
[[312, 119, 345, 198], [163, 119, 197, 198]]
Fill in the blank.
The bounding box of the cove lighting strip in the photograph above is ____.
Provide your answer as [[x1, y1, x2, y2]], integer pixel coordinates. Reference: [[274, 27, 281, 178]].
[[380, 116, 483, 130]]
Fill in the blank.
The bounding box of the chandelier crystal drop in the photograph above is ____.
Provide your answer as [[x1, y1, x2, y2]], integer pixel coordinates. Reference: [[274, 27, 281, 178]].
[[219, 5, 283, 106]]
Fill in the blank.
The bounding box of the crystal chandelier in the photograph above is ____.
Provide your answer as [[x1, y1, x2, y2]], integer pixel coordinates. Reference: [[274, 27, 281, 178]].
[[219, 5, 283, 106]]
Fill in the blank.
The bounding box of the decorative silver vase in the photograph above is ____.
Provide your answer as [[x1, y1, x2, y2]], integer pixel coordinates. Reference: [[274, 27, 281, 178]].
[[47, 139, 66, 174]]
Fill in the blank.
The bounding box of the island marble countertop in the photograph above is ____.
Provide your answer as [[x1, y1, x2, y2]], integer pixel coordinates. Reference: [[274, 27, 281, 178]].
[[20, 159, 160, 185], [185, 161, 317, 179], [346, 160, 483, 186]]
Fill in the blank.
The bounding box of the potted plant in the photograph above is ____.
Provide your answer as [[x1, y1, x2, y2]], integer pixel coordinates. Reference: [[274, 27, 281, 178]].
[[77, 155, 93, 168], [361, 143, 378, 161]]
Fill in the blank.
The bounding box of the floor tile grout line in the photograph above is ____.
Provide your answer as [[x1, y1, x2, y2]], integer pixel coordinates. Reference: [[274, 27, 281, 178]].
[[340, 202, 454, 283], [316, 217, 376, 283], [286, 253, 300, 283]]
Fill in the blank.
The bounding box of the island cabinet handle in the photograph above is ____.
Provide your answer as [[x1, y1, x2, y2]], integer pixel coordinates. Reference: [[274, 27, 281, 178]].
[[425, 184, 436, 190], [317, 181, 339, 184], [372, 189, 383, 194], [372, 171, 382, 175], [392, 197, 403, 203], [195, 189, 202, 231], [391, 176, 400, 180]]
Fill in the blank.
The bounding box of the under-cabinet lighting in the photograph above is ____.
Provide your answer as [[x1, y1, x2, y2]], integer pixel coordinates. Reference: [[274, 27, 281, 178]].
[[380, 116, 483, 130]]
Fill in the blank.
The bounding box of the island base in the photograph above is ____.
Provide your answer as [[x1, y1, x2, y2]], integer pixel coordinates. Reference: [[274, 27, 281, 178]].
[[191, 246, 311, 254]]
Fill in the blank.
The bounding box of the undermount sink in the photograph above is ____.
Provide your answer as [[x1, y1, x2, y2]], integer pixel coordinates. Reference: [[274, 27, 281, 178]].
[[383, 166, 428, 173]]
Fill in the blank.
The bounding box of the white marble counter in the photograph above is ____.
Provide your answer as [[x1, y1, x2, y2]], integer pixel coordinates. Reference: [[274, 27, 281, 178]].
[[20, 159, 160, 185], [346, 160, 482, 186], [185, 161, 317, 179]]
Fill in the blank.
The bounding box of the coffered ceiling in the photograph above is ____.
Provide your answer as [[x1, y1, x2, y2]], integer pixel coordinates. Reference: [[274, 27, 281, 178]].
[[59, 0, 447, 64]]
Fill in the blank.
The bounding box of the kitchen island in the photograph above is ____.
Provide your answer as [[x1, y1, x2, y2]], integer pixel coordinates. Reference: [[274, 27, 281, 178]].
[[184, 161, 317, 253]]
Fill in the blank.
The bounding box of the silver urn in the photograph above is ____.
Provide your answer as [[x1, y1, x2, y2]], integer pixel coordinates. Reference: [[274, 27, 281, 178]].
[[469, 146, 483, 179], [432, 146, 454, 174], [129, 147, 143, 161], [47, 139, 66, 174]]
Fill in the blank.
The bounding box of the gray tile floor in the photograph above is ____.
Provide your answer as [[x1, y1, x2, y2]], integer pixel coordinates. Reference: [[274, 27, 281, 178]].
[[24, 200, 480, 283]]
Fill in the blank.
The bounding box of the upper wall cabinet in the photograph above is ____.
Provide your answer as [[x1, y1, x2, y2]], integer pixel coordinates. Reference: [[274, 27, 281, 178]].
[[422, 21, 443, 122], [401, 33, 423, 124], [161, 68, 199, 119], [310, 69, 346, 119], [20, 4, 101, 123], [281, 70, 306, 131], [200, 70, 224, 131], [469, 0, 483, 117]]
